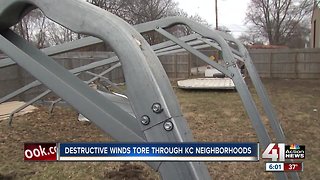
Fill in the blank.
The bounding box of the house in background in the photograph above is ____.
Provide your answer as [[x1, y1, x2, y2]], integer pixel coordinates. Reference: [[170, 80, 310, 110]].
[[311, 1, 320, 48]]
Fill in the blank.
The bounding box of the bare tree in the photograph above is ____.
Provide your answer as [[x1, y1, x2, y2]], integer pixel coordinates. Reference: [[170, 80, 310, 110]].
[[11, 0, 210, 47], [285, 20, 310, 48], [245, 0, 313, 46], [11, 9, 43, 47], [238, 33, 265, 46], [86, 0, 128, 20], [11, 9, 82, 48], [124, 0, 178, 24], [87, 0, 180, 44]]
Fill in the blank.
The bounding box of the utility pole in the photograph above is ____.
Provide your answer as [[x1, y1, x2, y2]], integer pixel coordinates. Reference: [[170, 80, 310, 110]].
[[215, 0, 218, 30]]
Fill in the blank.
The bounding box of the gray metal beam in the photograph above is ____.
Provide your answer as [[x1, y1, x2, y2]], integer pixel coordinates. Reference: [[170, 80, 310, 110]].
[[85, 71, 122, 92], [138, 17, 289, 179], [215, 31, 298, 180], [97, 90, 134, 117], [198, 37, 245, 62], [6, 37, 216, 116], [8, 89, 52, 125], [49, 63, 121, 114], [0, 29, 145, 143], [0, 80, 42, 104], [140, 16, 271, 146], [0, 18, 236, 69], [0, 30, 162, 170], [152, 34, 202, 52], [0, 34, 214, 104], [8, 63, 121, 125], [155, 39, 205, 54], [137, 17, 285, 178], [0, 35, 222, 105], [0, 36, 102, 68], [0, 57, 119, 104], [0, 1, 211, 179], [0, 35, 198, 103], [155, 28, 231, 77], [0, 1, 294, 178], [216, 31, 287, 143], [1, 37, 204, 104], [156, 44, 210, 56]]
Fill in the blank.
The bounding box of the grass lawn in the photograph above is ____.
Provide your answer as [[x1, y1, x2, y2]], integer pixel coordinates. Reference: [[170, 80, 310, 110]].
[[0, 78, 319, 179]]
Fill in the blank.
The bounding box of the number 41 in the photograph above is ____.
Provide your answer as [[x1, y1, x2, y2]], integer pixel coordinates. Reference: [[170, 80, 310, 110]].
[[262, 143, 285, 161]]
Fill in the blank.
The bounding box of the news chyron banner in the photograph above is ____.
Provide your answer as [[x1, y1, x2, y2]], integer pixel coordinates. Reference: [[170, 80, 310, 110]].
[[262, 143, 305, 172], [24, 142, 259, 161]]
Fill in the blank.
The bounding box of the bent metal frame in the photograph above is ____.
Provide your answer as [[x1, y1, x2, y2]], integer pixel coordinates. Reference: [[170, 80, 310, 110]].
[[0, 0, 298, 180]]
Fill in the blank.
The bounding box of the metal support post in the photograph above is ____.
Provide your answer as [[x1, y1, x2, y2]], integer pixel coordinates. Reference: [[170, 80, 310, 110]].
[[0, 1, 211, 179]]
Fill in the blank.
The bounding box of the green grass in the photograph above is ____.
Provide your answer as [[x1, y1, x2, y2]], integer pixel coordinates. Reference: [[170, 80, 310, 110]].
[[0, 78, 319, 179]]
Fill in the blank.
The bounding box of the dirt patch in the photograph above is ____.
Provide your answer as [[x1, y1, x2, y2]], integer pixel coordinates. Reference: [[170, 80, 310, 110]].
[[0, 79, 319, 179], [105, 162, 157, 180]]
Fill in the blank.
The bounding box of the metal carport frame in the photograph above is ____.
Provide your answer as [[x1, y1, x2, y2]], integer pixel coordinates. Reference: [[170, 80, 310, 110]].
[[0, 0, 209, 179], [0, 0, 298, 180]]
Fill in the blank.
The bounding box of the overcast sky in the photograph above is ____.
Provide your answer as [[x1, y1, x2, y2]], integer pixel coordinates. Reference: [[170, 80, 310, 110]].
[[175, 0, 251, 37]]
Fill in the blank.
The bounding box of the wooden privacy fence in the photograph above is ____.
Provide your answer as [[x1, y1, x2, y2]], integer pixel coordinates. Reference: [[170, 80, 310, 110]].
[[159, 48, 320, 79], [0, 49, 320, 100], [249, 48, 320, 79], [158, 54, 191, 80], [0, 52, 118, 100]]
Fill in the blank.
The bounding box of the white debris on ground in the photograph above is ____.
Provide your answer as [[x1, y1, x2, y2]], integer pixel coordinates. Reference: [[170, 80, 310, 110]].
[[204, 68, 224, 77], [78, 113, 90, 122], [0, 101, 38, 121], [78, 83, 98, 122], [177, 78, 235, 90]]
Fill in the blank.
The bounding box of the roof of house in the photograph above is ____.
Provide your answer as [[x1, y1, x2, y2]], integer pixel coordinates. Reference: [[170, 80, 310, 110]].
[[248, 44, 288, 49]]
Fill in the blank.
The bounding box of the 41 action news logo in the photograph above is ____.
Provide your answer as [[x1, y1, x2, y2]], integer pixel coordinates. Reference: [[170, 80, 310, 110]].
[[262, 143, 305, 161]]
